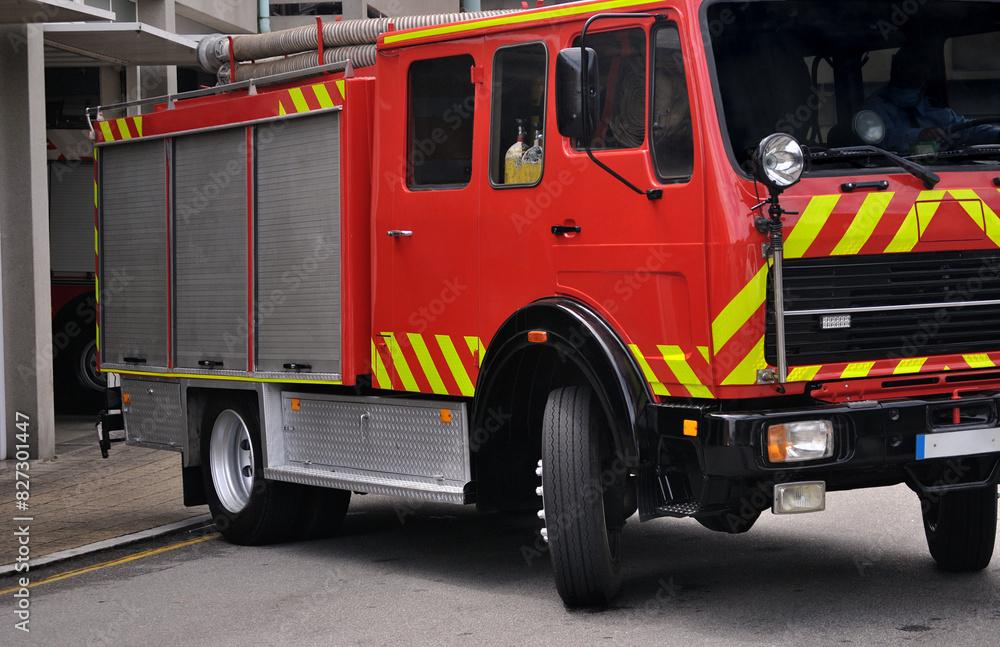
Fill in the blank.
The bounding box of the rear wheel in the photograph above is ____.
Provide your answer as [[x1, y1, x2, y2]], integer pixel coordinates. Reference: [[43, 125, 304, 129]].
[[921, 485, 998, 572], [541, 386, 626, 607], [201, 397, 300, 545]]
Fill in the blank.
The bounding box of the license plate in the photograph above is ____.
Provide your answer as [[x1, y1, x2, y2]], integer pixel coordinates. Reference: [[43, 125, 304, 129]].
[[916, 428, 1000, 460]]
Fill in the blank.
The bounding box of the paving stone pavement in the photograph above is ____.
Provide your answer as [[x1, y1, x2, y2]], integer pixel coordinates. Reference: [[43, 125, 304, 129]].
[[0, 417, 208, 567]]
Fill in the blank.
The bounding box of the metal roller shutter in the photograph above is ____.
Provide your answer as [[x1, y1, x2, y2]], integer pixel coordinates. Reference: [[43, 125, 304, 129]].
[[255, 113, 341, 375], [99, 142, 169, 366], [173, 128, 248, 370], [49, 160, 96, 274]]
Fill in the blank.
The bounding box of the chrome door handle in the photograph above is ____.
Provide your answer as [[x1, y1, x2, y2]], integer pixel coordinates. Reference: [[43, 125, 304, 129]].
[[387, 230, 413, 237]]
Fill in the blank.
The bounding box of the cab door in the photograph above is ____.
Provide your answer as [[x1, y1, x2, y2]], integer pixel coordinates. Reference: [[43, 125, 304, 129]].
[[372, 41, 484, 397]]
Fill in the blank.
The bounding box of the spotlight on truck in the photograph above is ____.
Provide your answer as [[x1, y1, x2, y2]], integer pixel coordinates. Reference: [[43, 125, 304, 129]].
[[753, 133, 805, 191]]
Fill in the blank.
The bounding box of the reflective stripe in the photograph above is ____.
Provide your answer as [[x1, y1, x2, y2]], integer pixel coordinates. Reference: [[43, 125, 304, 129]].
[[885, 190, 947, 252], [963, 353, 996, 369], [466, 336, 484, 367], [384, 332, 419, 391], [313, 83, 335, 109], [99, 121, 114, 142], [658, 345, 713, 398], [832, 192, 894, 255], [841, 362, 875, 379], [382, 0, 655, 45], [784, 194, 840, 259], [787, 365, 821, 382], [408, 333, 448, 395], [437, 334, 475, 397], [893, 357, 928, 374], [371, 339, 392, 388], [628, 344, 670, 396], [115, 118, 133, 140], [722, 335, 766, 386], [335, 80, 346, 100], [712, 265, 767, 354]]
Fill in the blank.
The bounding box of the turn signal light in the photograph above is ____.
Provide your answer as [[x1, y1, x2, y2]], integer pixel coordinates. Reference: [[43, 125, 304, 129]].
[[767, 420, 833, 463], [527, 331, 548, 343]]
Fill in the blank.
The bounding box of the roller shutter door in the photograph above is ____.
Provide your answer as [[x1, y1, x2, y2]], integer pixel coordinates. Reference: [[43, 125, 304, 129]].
[[99, 142, 169, 366], [256, 113, 341, 374], [173, 128, 248, 370]]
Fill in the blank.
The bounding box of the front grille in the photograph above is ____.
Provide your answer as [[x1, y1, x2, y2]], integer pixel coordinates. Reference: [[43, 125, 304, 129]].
[[765, 250, 1000, 366]]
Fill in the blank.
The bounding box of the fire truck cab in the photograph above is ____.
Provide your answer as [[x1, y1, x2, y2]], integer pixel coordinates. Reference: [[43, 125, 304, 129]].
[[94, 0, 1000, 607]]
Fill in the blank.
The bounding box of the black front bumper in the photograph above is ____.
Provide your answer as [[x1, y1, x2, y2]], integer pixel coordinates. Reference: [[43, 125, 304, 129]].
[[641, 392, 1000, 518]]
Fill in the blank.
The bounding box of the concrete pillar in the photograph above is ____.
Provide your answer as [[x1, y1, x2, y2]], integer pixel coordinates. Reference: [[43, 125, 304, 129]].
[[0, 24, 56, 460], [135, 0, 178, 111]]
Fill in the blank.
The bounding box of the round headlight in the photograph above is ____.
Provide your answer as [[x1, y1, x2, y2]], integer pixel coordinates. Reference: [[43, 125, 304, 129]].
[[753, 133, 804, 190], [852, 109, 885, 145]]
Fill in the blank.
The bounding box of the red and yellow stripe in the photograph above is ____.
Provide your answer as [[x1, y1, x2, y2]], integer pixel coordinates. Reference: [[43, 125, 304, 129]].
[[372, 333, 482, 397]]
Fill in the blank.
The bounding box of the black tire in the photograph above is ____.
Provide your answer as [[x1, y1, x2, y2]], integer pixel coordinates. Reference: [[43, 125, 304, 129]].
[[294, 486, 351, 541], [541, 385, 626, 607], [52, 295, 105, 414], [922, 485, 998, 572], [201, 396, 301, 545]]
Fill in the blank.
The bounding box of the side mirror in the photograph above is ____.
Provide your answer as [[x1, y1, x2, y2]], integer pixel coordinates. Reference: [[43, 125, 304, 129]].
[[555, 47, 600, 139]]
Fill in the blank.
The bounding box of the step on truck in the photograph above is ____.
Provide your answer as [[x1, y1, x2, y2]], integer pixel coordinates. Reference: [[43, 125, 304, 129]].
[[92, 0, 1000, 607]]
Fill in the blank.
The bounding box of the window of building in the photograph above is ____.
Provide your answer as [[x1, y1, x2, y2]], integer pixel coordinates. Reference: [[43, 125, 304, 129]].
[[650, 23, 694, 181], [490, 42, 547, 187], [407, 54, 476, 188], [572, 28, 647, 150]]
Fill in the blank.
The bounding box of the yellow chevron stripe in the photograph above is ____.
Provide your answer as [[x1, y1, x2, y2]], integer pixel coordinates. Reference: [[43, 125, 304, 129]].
[[628, 344, 670, 396], [384, 332, 418, 391], [466, 336, 484, 367], [408, 333, 448, 394], [382, 0, 653, 45], [335, 79, 346, 99], [885, 190, 947, 252], [832, 192, 894, 255], [289, 88, 310, 114], [712, 265, 767, 354], [948, 189, 997, 242], [437, 335, 474, 396], [99, 121, 114, 142], [841, 361, 875, 379], [133, 116, 143, 137], [371, 340, 392, 388], [721, 335, 766, 385], [658, 345, 713, 398], [278, 101, 288, 116], [893, 357, 928, 374], [784, 194, 840, 259], [963, 353, 996, 369], [787, 365, 821, 382], [115, 118, 132, 140], [313, 83, 335, 109], [697, 346, 710, 364]]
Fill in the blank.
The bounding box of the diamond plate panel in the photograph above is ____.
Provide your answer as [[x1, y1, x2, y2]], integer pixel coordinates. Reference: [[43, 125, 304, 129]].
[[281, 394, 470, 486], [121, 377, 185, 451]]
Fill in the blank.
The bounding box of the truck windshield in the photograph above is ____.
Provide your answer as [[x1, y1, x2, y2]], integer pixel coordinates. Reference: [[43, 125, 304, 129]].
[[706, 0, 1000, 176]]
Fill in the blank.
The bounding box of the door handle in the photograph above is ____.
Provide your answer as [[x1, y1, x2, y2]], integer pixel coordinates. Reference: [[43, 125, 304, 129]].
[[551, 225, 581, 235], [387, 230, 413, 237]]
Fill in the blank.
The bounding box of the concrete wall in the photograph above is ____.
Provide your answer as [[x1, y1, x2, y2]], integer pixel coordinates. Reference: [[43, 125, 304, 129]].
[[177, 0, 257, 33]]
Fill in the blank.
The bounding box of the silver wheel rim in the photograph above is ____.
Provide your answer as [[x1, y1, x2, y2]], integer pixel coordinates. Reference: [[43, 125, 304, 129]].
[[79, 339, 107, 392], [209, 410, 254, 514]]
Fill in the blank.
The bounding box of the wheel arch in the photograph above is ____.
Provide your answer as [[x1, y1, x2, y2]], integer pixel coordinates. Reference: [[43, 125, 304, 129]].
[[470, 298, 652, 511]]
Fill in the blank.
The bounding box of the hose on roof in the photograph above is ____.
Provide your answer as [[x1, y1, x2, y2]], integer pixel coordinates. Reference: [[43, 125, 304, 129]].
[[198, 10, 516, 83]]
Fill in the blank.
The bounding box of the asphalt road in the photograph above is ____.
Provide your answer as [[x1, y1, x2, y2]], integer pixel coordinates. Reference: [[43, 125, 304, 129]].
[[2, 483, 998, 646]]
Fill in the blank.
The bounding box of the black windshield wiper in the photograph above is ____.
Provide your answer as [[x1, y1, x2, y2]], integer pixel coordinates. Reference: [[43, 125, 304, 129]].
[[811, 146, 940, 189], [911, 144, 1000, 164]]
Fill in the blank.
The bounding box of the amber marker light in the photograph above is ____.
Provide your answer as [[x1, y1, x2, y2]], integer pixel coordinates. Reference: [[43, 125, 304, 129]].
[[122, 393, 131, 405], [527, 331, 548, 343], [440, 409, 453, 424], [291, 398, 301, 411], [683, 420, 698, 437]]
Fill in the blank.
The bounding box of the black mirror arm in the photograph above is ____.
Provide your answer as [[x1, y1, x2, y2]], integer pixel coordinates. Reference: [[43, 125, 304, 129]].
[[580, 14, 663, 201]]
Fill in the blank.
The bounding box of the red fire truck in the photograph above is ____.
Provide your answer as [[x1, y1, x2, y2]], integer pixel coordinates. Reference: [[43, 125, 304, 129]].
[[93, 0, 1000, 606]]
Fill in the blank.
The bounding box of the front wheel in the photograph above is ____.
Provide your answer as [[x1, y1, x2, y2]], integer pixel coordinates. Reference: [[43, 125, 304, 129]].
[[921, 484, 998, 572], [201, 397, 300, 545], [541, 386, 627, 607]]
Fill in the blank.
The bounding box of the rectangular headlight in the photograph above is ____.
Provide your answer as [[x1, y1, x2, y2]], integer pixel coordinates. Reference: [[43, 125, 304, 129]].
[[767, 419, 834, 463], [773, 481, 826, 514]]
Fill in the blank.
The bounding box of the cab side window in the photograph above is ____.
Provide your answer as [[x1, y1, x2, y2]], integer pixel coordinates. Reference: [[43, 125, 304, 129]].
[[651, 23, 694, 181], [572, 28, 647, 150], [490, 42, 547, 186], [407, 54, 476, 188]]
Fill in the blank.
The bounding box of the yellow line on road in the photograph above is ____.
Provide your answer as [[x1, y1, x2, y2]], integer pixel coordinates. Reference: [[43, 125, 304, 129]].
[[0, 534, 219, 595]]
